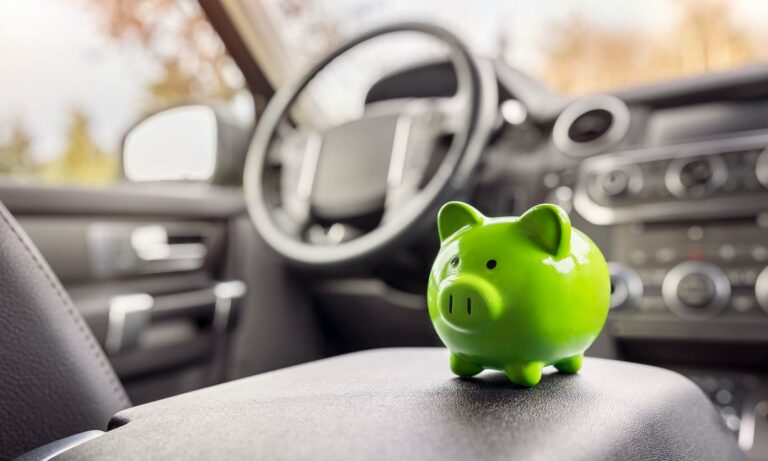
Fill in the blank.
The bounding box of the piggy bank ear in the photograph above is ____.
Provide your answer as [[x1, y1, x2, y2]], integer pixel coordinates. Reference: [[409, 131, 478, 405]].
[[437, 201, 484, 242], [517, 204, 571, 258]]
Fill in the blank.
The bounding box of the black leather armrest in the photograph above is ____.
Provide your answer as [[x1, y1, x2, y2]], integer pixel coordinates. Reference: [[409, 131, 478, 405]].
[[59, 348, 743, 460]]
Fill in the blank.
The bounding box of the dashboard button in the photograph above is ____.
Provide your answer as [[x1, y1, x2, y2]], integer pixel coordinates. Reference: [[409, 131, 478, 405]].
[[655, 247, 678, 264], [589, 164, 643, 200], [751, 245, 768, 263], [718, 244, 736, 262], [732, 295, 755, 313], [601, 169, 630, 196]]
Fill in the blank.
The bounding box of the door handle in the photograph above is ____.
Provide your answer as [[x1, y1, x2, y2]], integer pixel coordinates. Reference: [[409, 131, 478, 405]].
[[104, 281, 247, 355], [105, 293, 153, 355], [131, 225, 207, 267], [88, 223, 208, 277], [212, 280, 247, 332]]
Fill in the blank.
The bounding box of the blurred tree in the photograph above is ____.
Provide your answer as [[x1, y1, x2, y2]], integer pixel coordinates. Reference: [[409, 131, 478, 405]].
[[664, 0, 757, 74], [38, 109, 117, 185], [0, 121, 34, 177], [26, 0, 244, 185], [538, 0, 766, 94], [539, 15, 642, 95], [76, 0, 243, 108]]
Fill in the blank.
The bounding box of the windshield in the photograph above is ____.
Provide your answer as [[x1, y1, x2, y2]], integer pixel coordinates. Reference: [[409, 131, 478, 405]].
[[247, 0, 768, 98]]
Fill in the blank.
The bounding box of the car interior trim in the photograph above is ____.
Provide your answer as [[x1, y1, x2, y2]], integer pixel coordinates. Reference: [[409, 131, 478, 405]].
[[552, 94, 631, 157], [661, 261, 731, 320], [13, 430, 105, 461], [105, 294, 154, 355]]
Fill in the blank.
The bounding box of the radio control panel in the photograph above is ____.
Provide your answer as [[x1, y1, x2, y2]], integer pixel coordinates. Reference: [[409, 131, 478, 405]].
[[606, 217, 768, 340], [571, 133, 768, 341], [574, 133, 768, 225]]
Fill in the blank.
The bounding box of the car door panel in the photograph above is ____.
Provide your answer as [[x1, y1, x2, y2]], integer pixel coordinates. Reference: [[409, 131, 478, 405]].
[[1, 183, 248, 404]]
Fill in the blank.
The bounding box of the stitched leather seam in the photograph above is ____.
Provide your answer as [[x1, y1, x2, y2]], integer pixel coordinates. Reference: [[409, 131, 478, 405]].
[[0, 206, 130, 407]]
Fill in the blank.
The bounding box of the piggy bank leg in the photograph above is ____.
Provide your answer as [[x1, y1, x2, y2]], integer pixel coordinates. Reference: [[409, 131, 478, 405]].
[[503, 361, 544, 387], [554, 354, 583, 374], [450, 353, 483, 377]]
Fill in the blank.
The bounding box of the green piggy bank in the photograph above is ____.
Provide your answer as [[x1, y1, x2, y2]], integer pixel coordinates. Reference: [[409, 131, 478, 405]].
[[427, 201, 610, 387]]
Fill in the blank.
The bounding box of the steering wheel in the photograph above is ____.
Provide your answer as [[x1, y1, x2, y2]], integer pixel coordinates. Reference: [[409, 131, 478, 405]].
[[244, 23, 497, 268]]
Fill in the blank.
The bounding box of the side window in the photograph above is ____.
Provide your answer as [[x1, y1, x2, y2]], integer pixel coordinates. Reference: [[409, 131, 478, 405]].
[[0, 0, 252, 186]]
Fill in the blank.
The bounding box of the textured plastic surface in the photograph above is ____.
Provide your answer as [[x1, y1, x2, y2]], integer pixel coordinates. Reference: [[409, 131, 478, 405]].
[[428, 202, 610, 386], [58, 349, 743, 461]]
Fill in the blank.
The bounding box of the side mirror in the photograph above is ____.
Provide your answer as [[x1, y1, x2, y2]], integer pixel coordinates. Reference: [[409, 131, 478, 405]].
[[122, 105, 250, 184]]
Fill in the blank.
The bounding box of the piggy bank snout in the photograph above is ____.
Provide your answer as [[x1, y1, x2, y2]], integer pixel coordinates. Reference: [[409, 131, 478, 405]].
[[437, 275, 500, 330]]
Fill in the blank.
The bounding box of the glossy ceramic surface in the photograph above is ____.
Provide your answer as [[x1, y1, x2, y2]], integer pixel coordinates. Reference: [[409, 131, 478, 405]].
[[427, 202, 610, 386]]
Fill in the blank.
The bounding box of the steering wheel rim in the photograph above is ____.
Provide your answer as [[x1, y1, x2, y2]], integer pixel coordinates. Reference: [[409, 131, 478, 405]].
[[244, 22, 497, 268]]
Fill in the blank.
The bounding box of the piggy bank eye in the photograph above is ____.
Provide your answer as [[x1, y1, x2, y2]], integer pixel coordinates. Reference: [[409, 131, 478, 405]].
[[486, 259, 497, 270], [449, 256, 459, 267]]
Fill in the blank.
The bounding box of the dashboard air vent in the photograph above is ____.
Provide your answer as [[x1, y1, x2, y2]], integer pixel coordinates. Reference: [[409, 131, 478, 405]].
[[553, 95, 630, 157]]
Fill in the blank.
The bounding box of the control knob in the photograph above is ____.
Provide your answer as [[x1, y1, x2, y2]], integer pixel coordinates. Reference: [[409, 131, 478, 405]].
[[665, 156, 727, 198], [662, 262, 730, 320], [608, 262, 643, 310], [590, 164, 643, 200]]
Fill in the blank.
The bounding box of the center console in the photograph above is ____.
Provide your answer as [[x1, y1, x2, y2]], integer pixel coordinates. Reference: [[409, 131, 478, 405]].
[[574, 133, 768, 339], [52, 349, 743, 461], [571, 132, 768, 458]]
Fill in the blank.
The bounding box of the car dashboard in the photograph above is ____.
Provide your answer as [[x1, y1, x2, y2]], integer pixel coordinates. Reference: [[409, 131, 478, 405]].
[[314, 60, 768, 459]]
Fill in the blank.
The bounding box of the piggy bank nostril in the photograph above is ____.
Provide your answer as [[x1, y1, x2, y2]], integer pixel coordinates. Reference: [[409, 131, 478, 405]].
[[467, 297, 472, 315], [448, 295, 453, 314]]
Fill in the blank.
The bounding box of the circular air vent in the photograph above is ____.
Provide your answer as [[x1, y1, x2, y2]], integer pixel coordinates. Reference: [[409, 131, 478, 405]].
[[553, 95, 630, 157]]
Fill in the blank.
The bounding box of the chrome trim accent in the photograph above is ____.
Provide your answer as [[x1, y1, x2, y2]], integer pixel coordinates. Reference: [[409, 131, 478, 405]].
[[664, 155, 727, 199], [552, 94, 630, 157], [757, 146, 768, 189], [105, 293, 154, 355], [608, 262, 643, 310], [756, 266, 768, 313], [14, 430, 103, 461], [212, 280, 247, 332], [296, 133, 323, 201], [738, 399, 756, 452], [662, 262, 730, 320], [387, 116, 412, 187]]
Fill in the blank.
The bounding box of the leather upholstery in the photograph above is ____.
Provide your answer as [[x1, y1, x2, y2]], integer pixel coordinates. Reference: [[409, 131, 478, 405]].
[[60, 348, 742, 461], [0, 202, 130, 460]]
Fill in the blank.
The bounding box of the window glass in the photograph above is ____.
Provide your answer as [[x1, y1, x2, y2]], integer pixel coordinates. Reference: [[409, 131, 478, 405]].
[[0, 0, 252, 186], [245, 0, 768, 118]]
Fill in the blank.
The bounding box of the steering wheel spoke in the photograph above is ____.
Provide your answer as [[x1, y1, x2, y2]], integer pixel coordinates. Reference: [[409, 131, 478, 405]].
[[381, 115, 442, 222], [273, 129, 322, 235], [380, 94, 475, 222]]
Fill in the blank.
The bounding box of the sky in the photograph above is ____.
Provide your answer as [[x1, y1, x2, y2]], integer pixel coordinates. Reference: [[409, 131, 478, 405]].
[[0, 0, 157, 161], [2, 0, 767, 163]]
